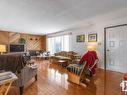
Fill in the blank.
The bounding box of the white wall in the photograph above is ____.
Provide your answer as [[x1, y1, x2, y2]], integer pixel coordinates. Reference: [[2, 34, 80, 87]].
[[69, 25, 96, 55], [68, 7, 127, 69], [94, 8, 127, 69], [47, 7, 127, 69]]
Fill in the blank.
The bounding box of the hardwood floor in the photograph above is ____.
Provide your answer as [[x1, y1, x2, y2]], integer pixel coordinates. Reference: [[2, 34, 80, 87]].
[[8, 60, 124, 95]]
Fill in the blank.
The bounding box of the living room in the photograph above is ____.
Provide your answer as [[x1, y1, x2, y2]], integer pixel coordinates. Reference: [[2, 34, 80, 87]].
[[0, 0, 127, 95]]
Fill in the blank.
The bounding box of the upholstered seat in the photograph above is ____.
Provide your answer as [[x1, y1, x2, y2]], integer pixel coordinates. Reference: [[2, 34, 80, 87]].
[[66, 51, 98, 86], [66, 61, 87, 85], [0, 53, 38, 95], [67, 61, 87, 75]]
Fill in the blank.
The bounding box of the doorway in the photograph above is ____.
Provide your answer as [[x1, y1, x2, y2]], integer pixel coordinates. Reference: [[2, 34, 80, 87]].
[[104, 24, 127, 95], [104, 24, 127, 73]]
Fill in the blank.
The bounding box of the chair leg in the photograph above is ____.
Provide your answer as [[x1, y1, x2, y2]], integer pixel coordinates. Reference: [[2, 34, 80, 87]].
[[35, 74, 37, 81], [19, 86, 24, 95]]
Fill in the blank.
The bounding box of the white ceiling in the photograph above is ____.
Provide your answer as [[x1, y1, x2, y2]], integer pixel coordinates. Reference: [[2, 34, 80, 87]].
[[0, 0, 127, 35]]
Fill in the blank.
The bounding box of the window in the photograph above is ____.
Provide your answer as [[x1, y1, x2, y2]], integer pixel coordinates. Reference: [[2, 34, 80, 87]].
[[47, 35, 70, 54]]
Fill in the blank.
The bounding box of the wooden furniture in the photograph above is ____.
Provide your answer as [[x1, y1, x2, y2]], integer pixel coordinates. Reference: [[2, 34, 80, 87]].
[[0, 72, 17, 95], [51, 56, 70, 63], [67, 61, 87, 86], [73, 54, 81, 63], [58, 60, 68, 67], [54, 56, 71, 64], [67, 59, 98, 86], [51, 51, 78, 64]]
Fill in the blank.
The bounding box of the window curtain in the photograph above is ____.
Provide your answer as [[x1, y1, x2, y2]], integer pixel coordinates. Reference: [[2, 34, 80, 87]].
[[47, 35, 70, 54]]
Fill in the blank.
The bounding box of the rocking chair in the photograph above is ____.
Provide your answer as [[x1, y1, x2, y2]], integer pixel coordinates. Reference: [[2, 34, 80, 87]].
[[67, 61, 88, 86]]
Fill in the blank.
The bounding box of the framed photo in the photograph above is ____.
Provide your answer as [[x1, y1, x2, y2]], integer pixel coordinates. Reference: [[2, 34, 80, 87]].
[[88, 33, 97, 42], [76, 35, 85, 42]]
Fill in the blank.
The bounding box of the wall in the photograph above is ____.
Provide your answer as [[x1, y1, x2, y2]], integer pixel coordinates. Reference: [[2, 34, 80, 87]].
[[70, 8, 127, 69], [0, 31, 9, 45], [0, 31, 9, 51], [26, 34, 46, 51], [93, 8, 127, 69], [0, 31, 46, 52], [47, 7, 127, 69], [69, 25, 96, 55]]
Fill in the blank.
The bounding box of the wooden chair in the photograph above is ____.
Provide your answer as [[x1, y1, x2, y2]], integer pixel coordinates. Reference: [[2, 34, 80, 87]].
[[67, 59, 98, 86], [67, 61, 88, 86]]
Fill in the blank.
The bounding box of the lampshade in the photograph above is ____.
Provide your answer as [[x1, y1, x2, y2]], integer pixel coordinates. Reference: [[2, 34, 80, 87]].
[[0, 45, 6, 53], [87, 42, 97, 51], [87, 45, 96, 50]]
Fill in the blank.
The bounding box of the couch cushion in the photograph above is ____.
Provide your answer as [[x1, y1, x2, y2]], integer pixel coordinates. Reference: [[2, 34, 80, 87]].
[[66, 61, 87, 75]]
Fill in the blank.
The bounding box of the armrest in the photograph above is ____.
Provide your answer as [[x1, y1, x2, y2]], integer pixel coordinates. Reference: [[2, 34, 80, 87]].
[[13, 65, 37, 87]]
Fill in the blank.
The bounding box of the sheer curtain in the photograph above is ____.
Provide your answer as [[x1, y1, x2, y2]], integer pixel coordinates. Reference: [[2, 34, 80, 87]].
[[47, 35, 70, 54]]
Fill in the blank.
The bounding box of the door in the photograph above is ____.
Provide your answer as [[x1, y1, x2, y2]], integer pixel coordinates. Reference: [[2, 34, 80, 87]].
[[106, 25, 127, 73]]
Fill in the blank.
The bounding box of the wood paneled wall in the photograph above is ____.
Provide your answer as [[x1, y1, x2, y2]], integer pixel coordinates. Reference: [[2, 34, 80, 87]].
[[0, 30, 46, 52], [26, 35, 46, 51], [0, 31, 9, 45], [9, 32, 21, 44]]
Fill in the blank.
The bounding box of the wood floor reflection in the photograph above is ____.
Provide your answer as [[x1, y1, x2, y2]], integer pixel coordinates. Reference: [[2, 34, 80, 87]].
[[8, 60, 124, 95]]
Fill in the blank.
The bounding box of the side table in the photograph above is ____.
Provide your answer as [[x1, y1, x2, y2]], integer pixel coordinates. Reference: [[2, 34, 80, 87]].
[[0, 72, 18, 95]]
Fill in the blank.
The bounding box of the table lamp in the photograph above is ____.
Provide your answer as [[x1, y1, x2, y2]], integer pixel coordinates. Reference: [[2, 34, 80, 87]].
[[87, 45, 96, 50], [0, 45, 6, 54], [87, 42, 97, 51]]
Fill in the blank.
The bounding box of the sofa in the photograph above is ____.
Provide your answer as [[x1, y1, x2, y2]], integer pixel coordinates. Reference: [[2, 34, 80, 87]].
[[28, 50, 43, 58], [0, 53, 37, 95], [28, 50, 50, 60]]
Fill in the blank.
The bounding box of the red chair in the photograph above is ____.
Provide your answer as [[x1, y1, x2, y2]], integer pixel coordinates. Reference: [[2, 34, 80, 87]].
[[79, 51, 98, 76], [66, 51, 98, 85]]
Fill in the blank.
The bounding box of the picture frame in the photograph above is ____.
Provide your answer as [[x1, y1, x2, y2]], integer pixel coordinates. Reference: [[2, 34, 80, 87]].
[[88, 33, 97, 42], [76, 35, 85, 42]]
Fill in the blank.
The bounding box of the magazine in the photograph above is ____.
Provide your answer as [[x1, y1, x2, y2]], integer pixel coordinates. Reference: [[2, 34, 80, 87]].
[[0, 72, 12, 81]]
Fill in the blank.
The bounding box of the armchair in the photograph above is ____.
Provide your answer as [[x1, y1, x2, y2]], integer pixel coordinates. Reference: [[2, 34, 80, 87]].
[[67, 61, 87, 85], [0, 53, 38, 95], [14, 65, 37, 95], [66, 51, 98, 85]]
